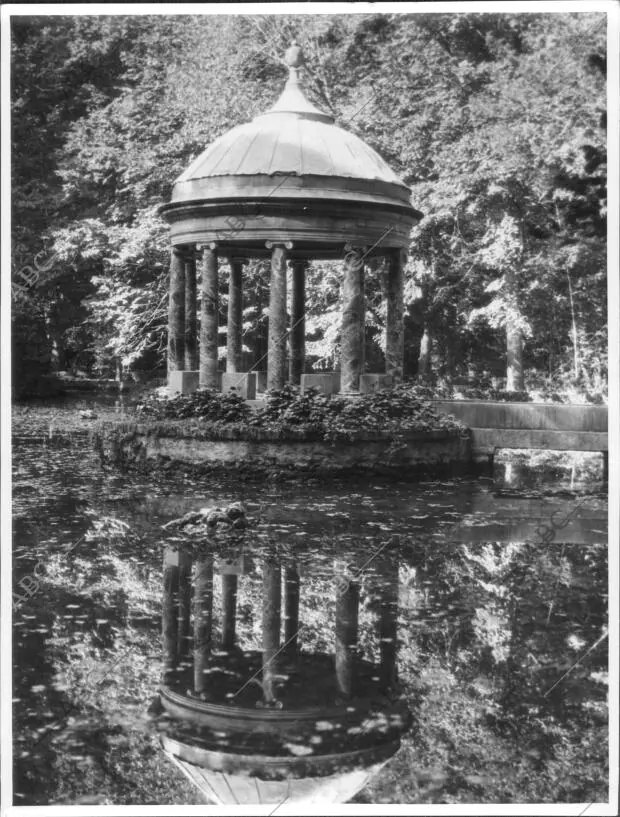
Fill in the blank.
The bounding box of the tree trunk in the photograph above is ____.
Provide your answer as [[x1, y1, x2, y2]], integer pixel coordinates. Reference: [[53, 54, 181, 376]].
[[385, 249, 405, 383], [289, 261, 306, 385], [566, 268, 580, 380], [418, 327, 432, 380], [505, 265, 524, 391]]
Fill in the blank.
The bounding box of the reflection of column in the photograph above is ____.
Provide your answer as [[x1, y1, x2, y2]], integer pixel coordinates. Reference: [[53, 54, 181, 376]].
[[262, 560, 282, 703], [267, 242, 290, 390], [199, 245, 219, 388], [185, 253, 198, 370], [378, 574, 398, 692], [193, 556, 214, 694], [385, 248, 405, 383], [162, 557, 179, 684], [178, 554, 193, 669], [227, 259, 243, 373], [335, 579, 359, 697], [167, 247, 186, 377], [341, 248, 365, 392], [283, 567, 300, 657], [162, 546, 192, 684], [221, 574, 238, 649], [289, 261, 306, 385]]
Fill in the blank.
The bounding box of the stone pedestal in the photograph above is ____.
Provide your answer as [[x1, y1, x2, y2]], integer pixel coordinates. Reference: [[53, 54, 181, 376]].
[[221, 371, 257, 400], [301, 373, 337, 396], [255, 371, 268, 392], [169, 370, 200, 395], [359, 374, 393, 394]]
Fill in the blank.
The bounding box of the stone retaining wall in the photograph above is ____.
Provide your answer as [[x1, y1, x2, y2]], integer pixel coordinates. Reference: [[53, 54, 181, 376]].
[[97, 426, 470, 474]]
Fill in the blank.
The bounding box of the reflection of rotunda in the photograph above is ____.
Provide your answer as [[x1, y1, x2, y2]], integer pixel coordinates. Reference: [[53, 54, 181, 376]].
[[156, 543, 410, 805]]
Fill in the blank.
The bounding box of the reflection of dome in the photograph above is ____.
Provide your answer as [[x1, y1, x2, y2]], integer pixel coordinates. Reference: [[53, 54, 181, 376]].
[[168, 755, 390, 805]]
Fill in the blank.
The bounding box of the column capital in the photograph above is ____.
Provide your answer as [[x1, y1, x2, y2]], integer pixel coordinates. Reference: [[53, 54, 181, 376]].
[[391, 246, 408, 265], [197, 242, 219, 252], [343, 244, 367, 272], [266, 240, 293, 250]]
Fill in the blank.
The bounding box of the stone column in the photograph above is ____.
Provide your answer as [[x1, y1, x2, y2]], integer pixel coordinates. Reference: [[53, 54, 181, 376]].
[[341, 247, 365, 392], [334, 577, 360, 697], [227, 258, 244, 373], [289, 261, 306, 386], [385, 248, 406, 384], [184, 253, 198, 370], [167, 246, 186, 376], [262, 559, 282, 704], [199, 244, 219, 389], [267, 242, 291, 390], [221, 574, 238, 650], [283, 566, 300, 657], [193, 556, 214, 694]]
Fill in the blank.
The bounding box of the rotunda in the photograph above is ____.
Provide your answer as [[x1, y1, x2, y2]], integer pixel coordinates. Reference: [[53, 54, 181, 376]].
[[160, 42, 422, 395]]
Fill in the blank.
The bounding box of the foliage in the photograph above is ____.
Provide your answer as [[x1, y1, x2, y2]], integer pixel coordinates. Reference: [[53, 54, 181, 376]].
[[250, 385, 466, 442], [135, 387, 252, 423]]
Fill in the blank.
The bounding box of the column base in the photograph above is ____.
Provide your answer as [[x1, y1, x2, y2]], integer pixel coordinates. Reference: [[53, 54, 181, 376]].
[[168, 370, 200, 395], [221, 372, 257, 400], [359, 374, 393, 394], [255, 371, 268, 393], [301, 373, 339, 396]]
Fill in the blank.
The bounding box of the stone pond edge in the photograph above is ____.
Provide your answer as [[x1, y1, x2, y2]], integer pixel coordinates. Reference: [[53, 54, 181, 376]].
[[92, 420, 472, 475]]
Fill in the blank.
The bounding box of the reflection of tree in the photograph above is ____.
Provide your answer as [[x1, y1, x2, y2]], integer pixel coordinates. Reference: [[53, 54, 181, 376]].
[[361, 537, 608, 804]]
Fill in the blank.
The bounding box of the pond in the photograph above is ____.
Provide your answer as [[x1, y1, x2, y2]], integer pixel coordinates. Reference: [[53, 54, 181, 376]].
[[11, 399, 608, 806]]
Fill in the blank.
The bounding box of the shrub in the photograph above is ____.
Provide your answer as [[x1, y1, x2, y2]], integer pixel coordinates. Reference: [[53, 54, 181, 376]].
[[250, 384, 466, 441], [135, 388, 252, 423], [488, 390, 532, 402]]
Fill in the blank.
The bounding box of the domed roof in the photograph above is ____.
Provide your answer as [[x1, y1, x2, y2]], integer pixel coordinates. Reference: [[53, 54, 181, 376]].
[[169, 42, 413, 208], [161, 43, 422, 252]]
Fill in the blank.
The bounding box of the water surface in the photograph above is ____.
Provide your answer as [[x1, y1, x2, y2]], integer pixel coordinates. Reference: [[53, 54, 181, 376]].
[[12, 400, 608, 805]]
